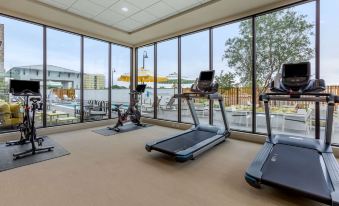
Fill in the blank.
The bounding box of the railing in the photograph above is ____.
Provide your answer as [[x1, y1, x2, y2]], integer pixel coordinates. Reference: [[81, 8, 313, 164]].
[[219, 85, 339, 107]]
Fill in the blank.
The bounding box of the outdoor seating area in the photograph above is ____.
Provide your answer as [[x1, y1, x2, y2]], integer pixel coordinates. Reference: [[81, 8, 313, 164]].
[[1, 0, 339, 206]]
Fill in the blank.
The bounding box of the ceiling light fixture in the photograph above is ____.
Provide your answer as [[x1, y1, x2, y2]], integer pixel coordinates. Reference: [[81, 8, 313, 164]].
[[121, 7, 128, 12]]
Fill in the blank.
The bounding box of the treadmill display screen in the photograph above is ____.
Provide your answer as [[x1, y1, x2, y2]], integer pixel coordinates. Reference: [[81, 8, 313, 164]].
[[199, 71, 214, 81], [284, 63, 309, 78]]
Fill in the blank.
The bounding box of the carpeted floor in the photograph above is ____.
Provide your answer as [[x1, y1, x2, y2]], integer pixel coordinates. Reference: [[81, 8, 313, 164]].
[[0, 125, 325, 206]]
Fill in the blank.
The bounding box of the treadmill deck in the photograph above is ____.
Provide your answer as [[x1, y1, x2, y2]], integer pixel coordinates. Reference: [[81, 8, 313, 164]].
[[151, 130, 216, 154], [262, 144, 332, 202]]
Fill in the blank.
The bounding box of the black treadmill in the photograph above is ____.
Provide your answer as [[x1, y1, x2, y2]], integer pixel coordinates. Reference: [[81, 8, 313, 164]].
[[145, 70, 231, 162], [245, 62, 339, 205]]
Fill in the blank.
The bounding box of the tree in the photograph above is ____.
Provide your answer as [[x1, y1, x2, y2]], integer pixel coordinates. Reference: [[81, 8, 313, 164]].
[[215, 70, 236, 89], [223, 10, 314, 94]]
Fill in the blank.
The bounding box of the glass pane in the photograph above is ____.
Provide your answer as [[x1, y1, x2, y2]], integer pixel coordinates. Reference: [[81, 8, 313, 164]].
[[0, 17, 43, 133], [320, 0, 339, 144], [181, 31, 209, 124], [111, 45, 131, 118], [213, 20, 253, 131], [137, 45, 154, 118], [47, 28, 80, 126], [84, 38, 109, 121], [157, 39, 178, 121], [255, 2, 316, 137]]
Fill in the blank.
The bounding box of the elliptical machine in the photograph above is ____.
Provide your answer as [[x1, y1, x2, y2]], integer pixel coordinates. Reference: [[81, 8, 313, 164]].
[[7, 80, 54, 160], [109, 84, 146, 132]]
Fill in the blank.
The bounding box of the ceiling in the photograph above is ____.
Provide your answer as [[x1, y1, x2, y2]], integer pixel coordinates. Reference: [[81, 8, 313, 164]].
[[0, 0, 300, 46], [36, 0, 212, 32]]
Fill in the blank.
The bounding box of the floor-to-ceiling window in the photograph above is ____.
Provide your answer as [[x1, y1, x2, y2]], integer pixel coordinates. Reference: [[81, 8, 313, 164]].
[[47, 28, 80, 126], [111, 45, 131, 118], [83, 38, 109, 121], [157, 38, 178, 121], [0, 16, 43, 132], [320, 0, 339, 143], [137, 45, 154, 118], [213, 19, 253, 131], [181, 30, 209, 124], [255, 2, 316, 137]]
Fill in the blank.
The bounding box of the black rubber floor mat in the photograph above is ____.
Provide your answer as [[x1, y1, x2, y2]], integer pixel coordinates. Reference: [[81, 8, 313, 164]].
[[0, 136, 70, 172], [93, 123, 152, 136]]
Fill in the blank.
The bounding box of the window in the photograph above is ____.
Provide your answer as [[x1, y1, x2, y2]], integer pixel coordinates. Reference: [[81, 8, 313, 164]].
[[0, 16, 43, 133], [84, 38, 109, 121], [181, 31, 209, 124], [47, 28, 81, 126], [157, 39, 178, 121], [213, 19, 253, 131], [255, 2, 316, 136], [320, 0, 339, 143], [137, 45, 154, 118], [111, 45, 131, 118]]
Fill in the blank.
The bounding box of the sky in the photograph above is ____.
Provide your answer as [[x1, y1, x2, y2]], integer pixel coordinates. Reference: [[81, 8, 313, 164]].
[[0, 0, 338, 86]]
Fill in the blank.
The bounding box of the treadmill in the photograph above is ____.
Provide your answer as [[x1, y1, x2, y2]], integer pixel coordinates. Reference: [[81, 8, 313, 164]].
[[145, 70, 231, 162], [245, 62, 339, 205]]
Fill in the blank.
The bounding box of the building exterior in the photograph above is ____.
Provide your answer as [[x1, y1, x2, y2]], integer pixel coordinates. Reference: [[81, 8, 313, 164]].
[[7, 65, 81, 89], [83, 73, 105, 89], [6, 65, 106, 90]]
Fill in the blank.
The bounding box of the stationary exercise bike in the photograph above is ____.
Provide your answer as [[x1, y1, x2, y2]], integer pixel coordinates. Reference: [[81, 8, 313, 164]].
[[7, 80, 54, 159], [108, 84, 146, 132]]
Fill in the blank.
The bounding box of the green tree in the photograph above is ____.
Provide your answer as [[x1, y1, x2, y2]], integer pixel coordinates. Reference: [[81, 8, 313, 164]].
[[215, 70, 236, 89], [223, 10, 314, 93]]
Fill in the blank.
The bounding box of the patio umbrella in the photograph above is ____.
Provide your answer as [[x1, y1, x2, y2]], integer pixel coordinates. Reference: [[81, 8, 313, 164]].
[[118, 67, 168, 83]]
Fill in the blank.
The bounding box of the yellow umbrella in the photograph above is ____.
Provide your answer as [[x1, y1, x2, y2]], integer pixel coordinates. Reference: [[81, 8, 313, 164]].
[[118, 67, 168, 83]]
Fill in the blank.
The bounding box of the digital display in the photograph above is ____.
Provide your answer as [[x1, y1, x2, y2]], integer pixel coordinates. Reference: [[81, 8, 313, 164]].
[[10, 80, 40, 95], [284, 63, 309, 77], [136, 84, 146, 93], [199, 70, 214, 81]]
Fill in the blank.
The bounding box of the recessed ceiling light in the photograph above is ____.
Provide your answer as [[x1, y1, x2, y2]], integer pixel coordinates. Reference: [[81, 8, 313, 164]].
[[121, 7, 128, 12]]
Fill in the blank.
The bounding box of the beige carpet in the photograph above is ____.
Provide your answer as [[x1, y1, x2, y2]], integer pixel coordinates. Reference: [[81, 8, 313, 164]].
[[0, 125, 325, 206]]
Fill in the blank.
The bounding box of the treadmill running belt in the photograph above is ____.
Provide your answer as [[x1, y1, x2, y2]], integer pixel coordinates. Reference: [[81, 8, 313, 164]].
[[262, 144, 332, 202], [153, 130, 216, 153]]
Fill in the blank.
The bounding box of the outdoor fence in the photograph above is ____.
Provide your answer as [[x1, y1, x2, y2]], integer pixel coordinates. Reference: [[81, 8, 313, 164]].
[[52, 88, 75, 100], [219, 85, 339, 107]]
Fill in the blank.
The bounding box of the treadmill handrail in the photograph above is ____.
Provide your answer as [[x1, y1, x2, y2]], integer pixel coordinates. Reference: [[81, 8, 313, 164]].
[[260, 91, 337, 145]]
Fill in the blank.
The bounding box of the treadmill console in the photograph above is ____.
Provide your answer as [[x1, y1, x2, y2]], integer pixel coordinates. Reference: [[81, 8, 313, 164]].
[[281, 62, 310, 91], [270, 62, 325, 94], [191, 70, 218, 93]]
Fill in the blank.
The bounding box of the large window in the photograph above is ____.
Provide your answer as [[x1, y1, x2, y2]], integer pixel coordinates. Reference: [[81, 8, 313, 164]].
[[157, 39, 178, 121], [84, 38, 109, 121], [181, 31, 209, 124], [111, 45, 131, 118], [255, 2, 316, 137], [320, 0, 339, 143], [137, 45, 154, 118], [47, 28, 80, 126], [0, 17, 43, 132], [213, 19, 253, 131]]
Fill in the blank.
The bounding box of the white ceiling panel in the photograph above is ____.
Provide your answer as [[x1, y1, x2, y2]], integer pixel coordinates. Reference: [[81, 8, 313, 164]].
[[68, 7, 95, 18], [163, 0, 200, 11], [89, 0, 119, 7], [130, 11, 157, 24], [71, 0, 106, 16], [145, 1, 176, 18], [126, 0, 160, 9], [109, 0, 139, 17], [94, 9, 125, 25], [36, 0, 214, 32]]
